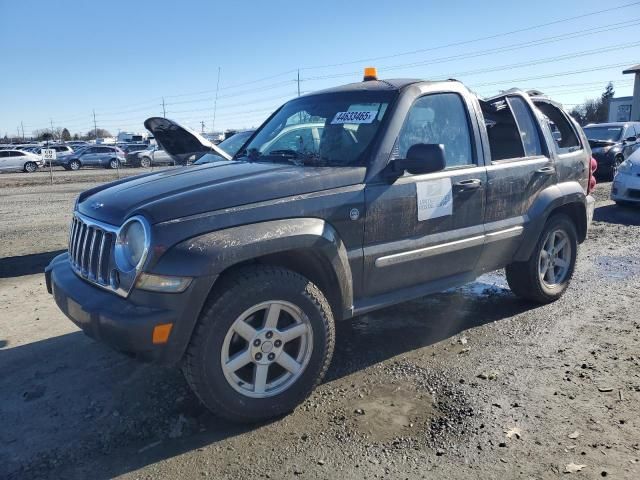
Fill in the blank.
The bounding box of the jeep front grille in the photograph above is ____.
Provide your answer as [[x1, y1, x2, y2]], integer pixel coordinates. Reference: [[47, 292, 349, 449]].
[[68, 213, 116, 286]]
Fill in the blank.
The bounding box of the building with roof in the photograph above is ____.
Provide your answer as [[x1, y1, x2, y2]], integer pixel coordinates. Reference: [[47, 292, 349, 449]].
[[618, 64, 640, 122]]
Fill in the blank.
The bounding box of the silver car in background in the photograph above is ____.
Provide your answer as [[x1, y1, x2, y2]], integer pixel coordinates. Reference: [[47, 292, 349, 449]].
[[125, 144, 175, 167], [0, 149, 44, 173]]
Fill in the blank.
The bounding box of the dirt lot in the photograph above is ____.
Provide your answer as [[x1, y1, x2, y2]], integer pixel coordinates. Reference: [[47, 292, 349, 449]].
[[1, 171, 639, 479]]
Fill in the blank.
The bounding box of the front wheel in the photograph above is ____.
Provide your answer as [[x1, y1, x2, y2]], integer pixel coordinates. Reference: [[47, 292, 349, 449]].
[[506, 214, 578, 304], [139, 156, 151, 168], [24, 161, 37, 173], [611, 155, 624, 179], [108, 158, 120, 169], [183, 266, 335, 423], [68, 160, 81, 171]]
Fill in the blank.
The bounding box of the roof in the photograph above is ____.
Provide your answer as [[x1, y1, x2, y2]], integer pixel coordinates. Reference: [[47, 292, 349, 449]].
[[306, 78, 425, 96], [623, 64, 640, 74]]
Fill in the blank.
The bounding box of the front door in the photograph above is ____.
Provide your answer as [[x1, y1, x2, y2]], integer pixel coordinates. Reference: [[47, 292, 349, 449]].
[[81, 147, 99, 165], [362, 92, 486, 299]]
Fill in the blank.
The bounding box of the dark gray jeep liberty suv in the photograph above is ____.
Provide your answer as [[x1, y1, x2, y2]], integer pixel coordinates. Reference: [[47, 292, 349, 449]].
[[46, 73, 596, 422]]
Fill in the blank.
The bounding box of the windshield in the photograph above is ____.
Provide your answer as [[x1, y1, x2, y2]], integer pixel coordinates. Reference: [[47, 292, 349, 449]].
[[583, 126, 622, 142], [237, 91, 396, 166], [218, 131, 253, 156]]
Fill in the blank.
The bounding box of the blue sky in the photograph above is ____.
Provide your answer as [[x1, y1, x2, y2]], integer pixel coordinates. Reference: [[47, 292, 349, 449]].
[[1, 0, 639, 138]]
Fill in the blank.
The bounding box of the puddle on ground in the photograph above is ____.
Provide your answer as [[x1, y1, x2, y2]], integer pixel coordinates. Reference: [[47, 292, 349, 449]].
[[593, 255, 640, 280], [454, 271, 510, 297], [350, 383, 435, 442]]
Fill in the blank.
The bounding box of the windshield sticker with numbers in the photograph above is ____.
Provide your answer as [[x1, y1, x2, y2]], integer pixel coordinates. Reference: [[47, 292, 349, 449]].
[[416, 178, 452, 221], [330, 111, 378, 124]]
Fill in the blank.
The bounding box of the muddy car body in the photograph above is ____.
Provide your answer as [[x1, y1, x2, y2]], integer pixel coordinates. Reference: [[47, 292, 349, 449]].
[[46, 74, 595, 422]]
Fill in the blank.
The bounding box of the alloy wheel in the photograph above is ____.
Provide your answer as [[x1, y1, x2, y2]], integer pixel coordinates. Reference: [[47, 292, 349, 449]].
[[538, 229, 572, 287], [221, 300, 313, 398]]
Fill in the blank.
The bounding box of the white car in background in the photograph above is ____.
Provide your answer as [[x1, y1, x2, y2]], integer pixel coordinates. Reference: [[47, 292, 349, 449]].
[[0, 149, 44, 173], [611, 149, 640, 205]]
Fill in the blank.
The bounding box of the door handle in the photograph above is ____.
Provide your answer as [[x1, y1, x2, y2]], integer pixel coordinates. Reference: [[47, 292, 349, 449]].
[[536, 166, 555, 175], [454, 178, 482, 190]]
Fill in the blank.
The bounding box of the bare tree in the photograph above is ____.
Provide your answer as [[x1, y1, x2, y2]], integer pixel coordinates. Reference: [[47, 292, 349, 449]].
[[569, 82, 615, 126]]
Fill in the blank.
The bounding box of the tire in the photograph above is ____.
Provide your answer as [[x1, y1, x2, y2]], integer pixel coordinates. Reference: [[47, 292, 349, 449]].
[[611, 155, 624, 180], [183, 265, 335, 423], [139, 156, 151, 168], [108, 158, 120, 169], [68, 160, 81, 171], [24, 161, 37, 173], [505, 213, 578, 304]]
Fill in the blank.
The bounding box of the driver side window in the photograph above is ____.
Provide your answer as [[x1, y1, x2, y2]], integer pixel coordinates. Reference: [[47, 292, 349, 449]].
[[397, 93, 474, 168]]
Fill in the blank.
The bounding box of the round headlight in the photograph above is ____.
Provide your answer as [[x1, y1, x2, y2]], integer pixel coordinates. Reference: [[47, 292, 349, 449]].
[[115, 217, 149, 272]]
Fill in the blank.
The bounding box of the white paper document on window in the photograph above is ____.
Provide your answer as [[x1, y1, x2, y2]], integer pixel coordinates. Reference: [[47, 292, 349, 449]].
[[416, 178, 453, 221]]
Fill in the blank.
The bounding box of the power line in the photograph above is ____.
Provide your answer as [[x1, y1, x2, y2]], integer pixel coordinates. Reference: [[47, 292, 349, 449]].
[[300, 1, 640, 70], [302, 21, 640, 82]]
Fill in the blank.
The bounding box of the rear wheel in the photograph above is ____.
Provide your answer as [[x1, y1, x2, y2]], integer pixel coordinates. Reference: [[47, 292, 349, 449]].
[[139, 156, 151, 168], [108, 158, 120, 169], [183, 266, 335, 423], [23, 161, 37, 173], [506, 214, 577, 304], [68, 160, 81, 171]]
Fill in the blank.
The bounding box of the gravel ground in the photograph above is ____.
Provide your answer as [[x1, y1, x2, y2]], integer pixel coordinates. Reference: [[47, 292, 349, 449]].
[[1, 171, 639, 479]]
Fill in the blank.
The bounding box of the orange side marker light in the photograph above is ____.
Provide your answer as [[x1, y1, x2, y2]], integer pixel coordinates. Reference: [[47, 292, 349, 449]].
[[152, 323, 173, 344]]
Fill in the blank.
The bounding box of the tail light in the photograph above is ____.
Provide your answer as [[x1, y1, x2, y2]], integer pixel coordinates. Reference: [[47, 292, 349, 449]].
[[588, 157, 597, 194]]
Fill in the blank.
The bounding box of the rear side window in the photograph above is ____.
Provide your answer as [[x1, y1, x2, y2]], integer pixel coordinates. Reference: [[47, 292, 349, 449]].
[[507, 97, 542, 157], [534, 102, 580, 151], [9, 151, 24, 157]]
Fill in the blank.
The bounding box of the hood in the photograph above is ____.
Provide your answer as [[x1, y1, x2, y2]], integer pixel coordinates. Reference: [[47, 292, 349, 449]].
[[77, 160, 366, 225], [144, 117, 231, 163]]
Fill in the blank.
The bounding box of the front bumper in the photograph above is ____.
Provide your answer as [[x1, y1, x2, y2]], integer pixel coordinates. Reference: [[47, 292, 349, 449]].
[[611, 173, 640, 203], [45, 253, 215, 365]]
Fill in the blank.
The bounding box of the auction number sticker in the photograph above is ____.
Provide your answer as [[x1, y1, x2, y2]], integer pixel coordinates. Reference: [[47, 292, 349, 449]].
[[331, 111, 378, 124], [416, 178, 452, 221]]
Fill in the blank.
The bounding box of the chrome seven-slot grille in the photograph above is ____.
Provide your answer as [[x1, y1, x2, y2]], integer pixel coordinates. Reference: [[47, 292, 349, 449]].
[[68, 214, 116, 286]]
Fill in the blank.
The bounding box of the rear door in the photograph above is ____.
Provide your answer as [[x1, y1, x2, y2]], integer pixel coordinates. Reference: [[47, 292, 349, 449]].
[[476, 94, 555, 272], [8, 151, 26, 169], [362, 91, 487, 298]]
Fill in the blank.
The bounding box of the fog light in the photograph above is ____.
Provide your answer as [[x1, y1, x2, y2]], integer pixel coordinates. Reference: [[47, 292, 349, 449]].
[[136, 273, 192, 293]]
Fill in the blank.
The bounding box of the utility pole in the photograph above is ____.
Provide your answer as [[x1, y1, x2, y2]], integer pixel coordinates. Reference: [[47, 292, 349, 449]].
[[20, 121, 25, 140], [200, 121, 205, 134], [93, 110, 98, 141], [212, 66, 221, 133], [162, 97, 166, 118], [297, 69, 301, 97], [50, 118, 55, 141]]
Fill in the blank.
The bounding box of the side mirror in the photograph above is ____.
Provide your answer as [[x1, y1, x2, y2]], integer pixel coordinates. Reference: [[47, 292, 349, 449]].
[[625, 136, 637, 143], [391, 143, 446, 176]]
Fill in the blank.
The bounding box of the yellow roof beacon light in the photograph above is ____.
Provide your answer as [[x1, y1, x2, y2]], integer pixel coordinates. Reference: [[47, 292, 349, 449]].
[[363, 67, 378, 81]]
